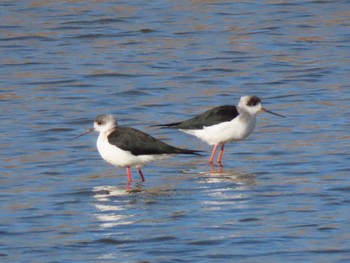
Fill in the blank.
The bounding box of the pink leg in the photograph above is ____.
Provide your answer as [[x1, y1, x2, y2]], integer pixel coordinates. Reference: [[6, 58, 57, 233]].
[[209, 144, 218, 164], [125, 181, 131, 191], [126, 166, 132, 183], [217, 144, 225, 165], [137, 168, 145, 182]]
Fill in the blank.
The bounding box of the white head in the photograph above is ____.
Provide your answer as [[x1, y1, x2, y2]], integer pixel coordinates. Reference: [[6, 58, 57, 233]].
[[93, 114, 117, 133], [238, 95, 286, 118], [238, 95, 262, 116], [73, 114, 117, 139]]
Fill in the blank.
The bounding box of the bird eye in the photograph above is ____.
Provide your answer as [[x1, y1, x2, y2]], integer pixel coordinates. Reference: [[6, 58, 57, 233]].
[[247, 96, 261, 106], [97, 121, 102, 125]]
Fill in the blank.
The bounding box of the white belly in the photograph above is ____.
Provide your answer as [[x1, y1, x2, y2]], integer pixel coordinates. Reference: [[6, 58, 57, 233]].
[[96, 133, 171, 168], [181, 116, 256, 145]]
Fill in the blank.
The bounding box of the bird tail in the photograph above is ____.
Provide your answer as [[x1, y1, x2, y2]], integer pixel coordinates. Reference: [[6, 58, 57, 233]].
[[150, 122, 182, 128], [175, 148, 202, 156]]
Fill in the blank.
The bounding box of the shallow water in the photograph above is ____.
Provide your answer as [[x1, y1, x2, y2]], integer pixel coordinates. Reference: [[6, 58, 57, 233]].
[[1, 1, 350, 262]]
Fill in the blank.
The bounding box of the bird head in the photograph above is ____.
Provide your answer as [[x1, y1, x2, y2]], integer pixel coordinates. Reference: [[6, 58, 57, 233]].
[[239, 95, 286, 118]]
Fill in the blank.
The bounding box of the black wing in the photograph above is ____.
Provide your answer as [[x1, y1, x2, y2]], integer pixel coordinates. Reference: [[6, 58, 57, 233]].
[[154, 105, 239, 129], [108, 126, 200, 156]]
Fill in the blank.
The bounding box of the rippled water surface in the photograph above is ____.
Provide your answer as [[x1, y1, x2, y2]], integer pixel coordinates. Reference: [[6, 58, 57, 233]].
[[1, 1, 350, 262]]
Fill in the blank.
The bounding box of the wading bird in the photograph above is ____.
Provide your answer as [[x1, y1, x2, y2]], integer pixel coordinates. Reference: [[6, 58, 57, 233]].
[[75, 114, 200, 184], [153, 95, 285, 165]]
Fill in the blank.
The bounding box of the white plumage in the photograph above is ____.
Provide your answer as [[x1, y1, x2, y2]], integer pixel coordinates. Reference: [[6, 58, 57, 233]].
[[76, 114, 200, 184], [155, 95, 285, 165]]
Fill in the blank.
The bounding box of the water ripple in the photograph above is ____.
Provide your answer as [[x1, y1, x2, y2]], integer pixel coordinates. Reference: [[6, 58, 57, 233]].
[[1, 1, 350, 262]]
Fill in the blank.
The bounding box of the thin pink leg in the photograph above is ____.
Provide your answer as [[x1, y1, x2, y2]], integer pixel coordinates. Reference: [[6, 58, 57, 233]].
[[217, 144, 225, 165], [126, 166, 132, 183], [137, 168, 145, 182], [209, 144, 218, 164]]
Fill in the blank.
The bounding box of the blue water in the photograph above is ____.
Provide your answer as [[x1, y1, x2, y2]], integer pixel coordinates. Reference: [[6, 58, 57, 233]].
[[1, 1, 350, 262]]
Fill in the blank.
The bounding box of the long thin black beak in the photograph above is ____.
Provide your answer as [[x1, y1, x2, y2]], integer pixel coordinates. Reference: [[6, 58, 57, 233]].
[[73, 127, 95, 139], [260, 107, 286, 118]]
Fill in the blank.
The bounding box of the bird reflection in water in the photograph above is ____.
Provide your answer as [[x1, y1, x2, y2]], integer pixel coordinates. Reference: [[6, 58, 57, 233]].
[[91, 184, 178, 229], [200, 164, 256, 186]]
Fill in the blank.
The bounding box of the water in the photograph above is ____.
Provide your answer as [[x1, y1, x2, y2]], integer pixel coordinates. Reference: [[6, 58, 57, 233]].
[[1, 1, 350, 262]]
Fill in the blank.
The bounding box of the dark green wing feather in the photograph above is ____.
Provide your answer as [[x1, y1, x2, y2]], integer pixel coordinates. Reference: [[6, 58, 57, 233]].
[[108, 127, 199, 156], [155, 105, 239, 129]]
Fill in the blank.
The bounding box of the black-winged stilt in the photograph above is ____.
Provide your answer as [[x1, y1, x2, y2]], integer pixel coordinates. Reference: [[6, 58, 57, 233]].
[[76, 114, 201, 183], [153, 95, 285, 165]]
